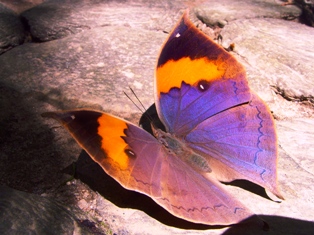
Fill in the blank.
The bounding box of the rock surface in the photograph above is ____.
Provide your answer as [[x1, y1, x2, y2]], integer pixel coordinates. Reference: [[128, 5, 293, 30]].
[[0, 4, 27, 54], [0, 0, 313, 234], [0, 186, 103, 234]]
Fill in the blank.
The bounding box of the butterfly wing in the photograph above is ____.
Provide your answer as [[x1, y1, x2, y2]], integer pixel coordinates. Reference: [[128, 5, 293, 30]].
[[42, 110, 254, 225], [155, 11, 282, 198], [185, 93, 283, 199], [155, 11, 251, 135], [42, 110, 161, 194]]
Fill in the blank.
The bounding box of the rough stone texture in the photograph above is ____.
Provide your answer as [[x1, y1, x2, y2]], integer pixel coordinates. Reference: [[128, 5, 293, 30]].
[[0, 186, 103, 234], [0, 0, 44, 13], [286, 0, 314, 27], [0, 4, 27, 54], [221, 18, 314, 119], [20, 0, 185, 42], [0, 0, 314, 234], [0, 24, 165, 113], [194, 0, 301, 26]]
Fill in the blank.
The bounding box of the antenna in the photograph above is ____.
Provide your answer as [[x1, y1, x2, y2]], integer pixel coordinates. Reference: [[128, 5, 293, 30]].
[[124, 87, 159, 134], [123, 87, 147, 114]]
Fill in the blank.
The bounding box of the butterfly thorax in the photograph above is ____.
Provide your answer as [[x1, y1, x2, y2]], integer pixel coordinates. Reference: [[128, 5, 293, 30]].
[[152, 125, 212, 173]]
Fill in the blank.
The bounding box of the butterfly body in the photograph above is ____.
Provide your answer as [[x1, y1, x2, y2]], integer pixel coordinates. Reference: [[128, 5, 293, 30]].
[[43, 10, 282, 226], [152, 126, 212, 173]]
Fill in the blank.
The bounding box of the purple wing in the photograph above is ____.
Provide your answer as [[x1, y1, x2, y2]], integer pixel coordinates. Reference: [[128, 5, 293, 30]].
[[155, 11, 282, 199], [185, 93, 283, 199]]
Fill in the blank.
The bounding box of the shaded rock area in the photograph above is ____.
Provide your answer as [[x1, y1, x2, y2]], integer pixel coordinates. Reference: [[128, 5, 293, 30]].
[[0, 0, 314, 234], [0, 4, 28, 55], [0, 186, 104, 235], [282, 0, 314, 26]]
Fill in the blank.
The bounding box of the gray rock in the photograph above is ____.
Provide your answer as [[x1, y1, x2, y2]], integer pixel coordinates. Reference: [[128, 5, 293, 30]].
[[20, 0, 184, 42], [194, 0, 301, 27], [221, 17, 314, 119], [0, 186, 103, 235], [0, 0, 45, 13], [0, 4, 27, 54], [287, 0, 314, 26], [0, 24, 165, 113]]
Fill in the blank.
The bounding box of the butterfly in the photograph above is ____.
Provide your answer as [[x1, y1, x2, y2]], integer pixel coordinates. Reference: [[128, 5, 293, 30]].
[[42, 10, 283, 226]]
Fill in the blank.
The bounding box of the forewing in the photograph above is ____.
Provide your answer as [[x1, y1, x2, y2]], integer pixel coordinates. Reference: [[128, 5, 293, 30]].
[[42, 110, 163, 195], [155, 10, 251, 135]]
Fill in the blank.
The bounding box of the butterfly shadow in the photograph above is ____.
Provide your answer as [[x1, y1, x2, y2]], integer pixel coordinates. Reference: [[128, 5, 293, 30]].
[[62, 150, 314, 234]]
